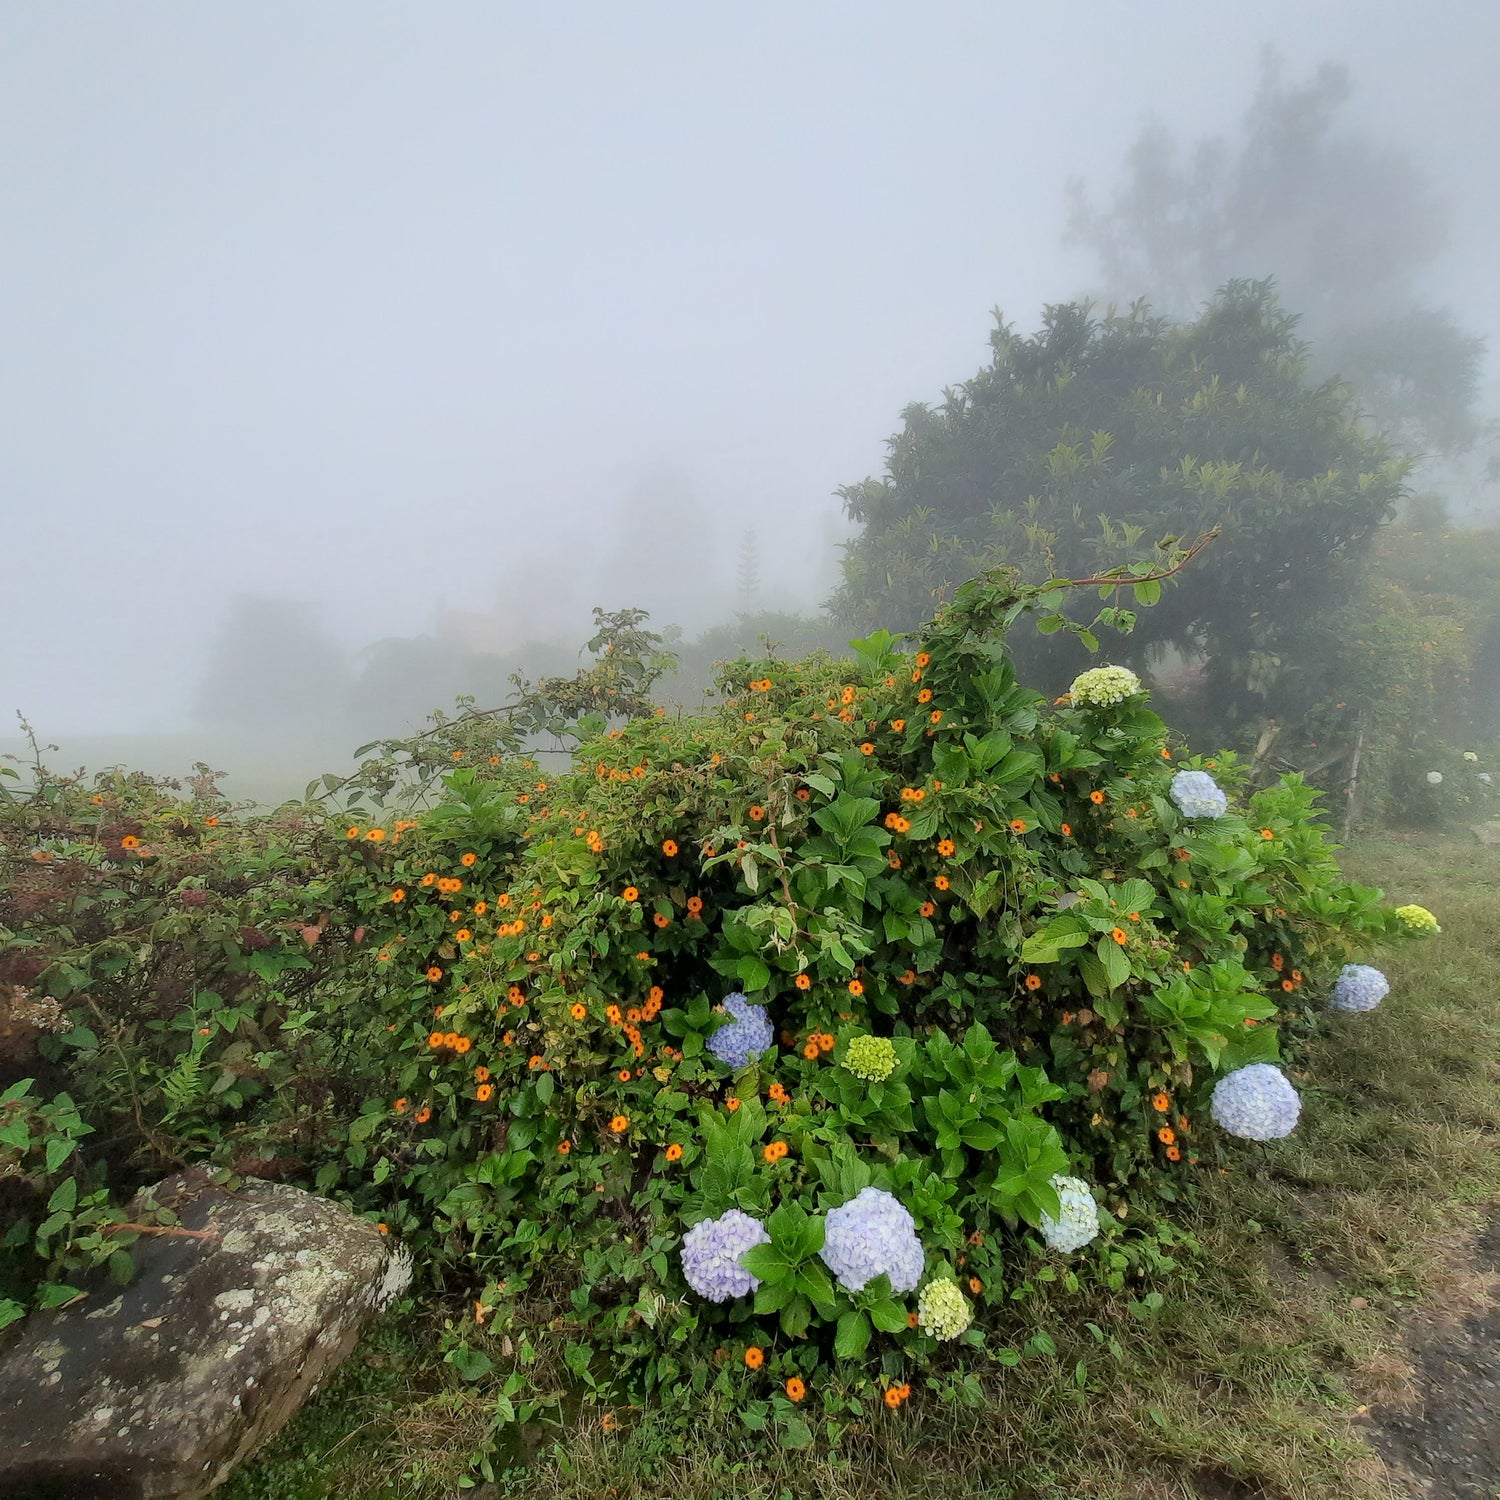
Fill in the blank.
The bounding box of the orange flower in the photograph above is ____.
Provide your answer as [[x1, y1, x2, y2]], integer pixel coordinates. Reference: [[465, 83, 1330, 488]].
[[648, 986, 665, 1004], [1261, 828, 1274, 841], [917, 688, 933, 704], [1110, 927, 1128, 945], [474, 1066, 491, 1084], [528, 1054, 545, 1069], [848, 978, 864, 996], [936, 838, 956, 856], [795, 973, 812, 991], [665, 1142, 684, 1162], [686, 896, 703, 916], [907, 1310, 921, 1328], [726, 1097, 741, 1112], [455, 1036, 472, 1054], [968, 1277, 982, 1295], [622, 885, 639, 902], [1281, 978, 1295, 992], [884, 1387, 904, 1409], [1024, 974, 1041, 991], [345, 827, 360, 840], [929, 710, 943, 724], [119, 834, 142, 850], [934, 875, 950, 891], [618, 1068, 633, 1082], [606, 1004, 623, 1025], [426, 965, 443, 982], [653, 912, 671, 929], [571, 1002, 587, 1020], [427, 1031, 444, 1048], [803, 1041, 820, 1060], [749, 805, 766, 821], [393, 1097, 408, 1113], [455, 928, 471, 943], [744, 1345, 764, 1369], [421, 872, 437, 887], [1271, 953, 1284, 971], [795, 788, 811, 802], [784, 1377, 806, 1402], [662, 839, 679, 857], [508, 985, 525, 1005], [557, 1139, 572, 1154], [1009, 818, 1027, 834], [1166, 1145, 1182, 1162], [899, 969, 916, 985], [1060, 823, 1072, 837], [915, 652, 931, 668], [391, 888, 406, 903], [817, 1032, 835, 1053], [919, 901, 936, 918], [415, 1106, 432, 1124], [860, 742, 875, 756], [461, 853, 478, 867], [1158, 1126, 1176, 1145], [1089, 790, 1106, 805], [888, 852, 901, 868], [1152, 1092, 1170, 1112], [763, 1141, 788, 1162], [891, 718, 906, 732], [609, 1114, 629, 1133], [767, 1081, 789, 1104]]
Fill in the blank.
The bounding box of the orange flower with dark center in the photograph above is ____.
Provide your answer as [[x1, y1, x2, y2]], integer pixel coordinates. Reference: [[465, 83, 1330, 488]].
[[1152, 1092, 1170, 1112], [609, 1114, 629, 1133], [665, 1143, 683, 1161], [784, 1377, 805, 1402], [686, 896, 703, 915], [461, 853, 477, 867], [606, 1004, 622, 1025], [1009, 818, 1027, 834], [891, 719, 906, 732], [899, 968, 916, 985], [968, 1277, 982, 1294], [415, 1106, 432, 1123], [934, 876, 950, 891], [768, 1082, 788, 1104], [884, 1387, 905, 1409], [847, 978, 864, 996], [744, 1346, 763, 1369], [937, 838, 955, 857], [917, 689, 933, 704], [1166, 1145, 1182, 1161], [1060, 823, 1072, 837], [1261, 828, 1274, 840], [393, 1098, 408, 1113], [662, 839, 678, 857], [795, 974, 812, 990], [1089, 790, 1106, 805], [455, 928, 471, 942], [653, 912, 671, 929], [426, 966, 443, 982], [726, 1097, 741, 1112], [915, 652, 931, 668], [1110, 928, 1128, 945], [454, 1036, 471, 1054], [345, 827, 360, 840], [1281, 978, 1295, 992], [474, 1066, 491, 1083], [427, 1031, 443, 1048], [557, 1139, 572, 1154], [763, 1141, 788, 1162], [1271, 953, 1284, 971], [1024, 974, 1041, 991], [622, 886, 639, 902], [749, 805, 766, 821], [391, 888, 406, 902], [803, 1041, 820, 1060], [888, 851, 902, 869], [1158, 1126, 1176, 1145], [570, 1002, 587, 1019]]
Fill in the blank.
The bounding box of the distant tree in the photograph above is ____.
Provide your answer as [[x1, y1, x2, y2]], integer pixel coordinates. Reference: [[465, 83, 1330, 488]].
[[830, 283, 1409, 733], [735, 529, 762, 616], [193, 596, 351, 734], [1067, 52, 1487, 456]]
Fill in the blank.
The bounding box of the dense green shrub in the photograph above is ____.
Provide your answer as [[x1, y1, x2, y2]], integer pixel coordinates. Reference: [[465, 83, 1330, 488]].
[[1, 573, 1420, 1446]]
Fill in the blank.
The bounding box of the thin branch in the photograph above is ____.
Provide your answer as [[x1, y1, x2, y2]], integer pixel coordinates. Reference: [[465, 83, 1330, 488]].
[[1054, 528, 1219, 590]]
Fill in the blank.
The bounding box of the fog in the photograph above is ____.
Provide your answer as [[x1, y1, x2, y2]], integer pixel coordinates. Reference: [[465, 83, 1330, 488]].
[[4, 2, 1498, 783]]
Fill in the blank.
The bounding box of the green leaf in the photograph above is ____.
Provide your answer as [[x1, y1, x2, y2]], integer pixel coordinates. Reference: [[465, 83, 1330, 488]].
[[44, 1137, 77, 1174], [870, 1298, 909, 1333], [35, 1283, 81, 1310], [0, 1299, 25, 1332], [1097, 934, 1132, 990], [46, 1176, 78, 1214], [834, 1310, 871, 1360]]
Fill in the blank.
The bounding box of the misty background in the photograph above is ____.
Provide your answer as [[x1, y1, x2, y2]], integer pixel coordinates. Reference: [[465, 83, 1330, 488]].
[[4, 3, 1498, 797]]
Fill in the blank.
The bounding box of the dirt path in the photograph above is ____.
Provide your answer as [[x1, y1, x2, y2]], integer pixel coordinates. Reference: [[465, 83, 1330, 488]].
[[1365, 1215, 1500, 1498]]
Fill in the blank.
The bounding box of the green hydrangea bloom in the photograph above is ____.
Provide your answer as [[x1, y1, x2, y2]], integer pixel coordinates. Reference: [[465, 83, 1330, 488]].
[[1394, 903, 1441, 936], [842, 1034, 897, 1082], [1068, 665, 1142, 708], [916, 1277, 972, 1341]]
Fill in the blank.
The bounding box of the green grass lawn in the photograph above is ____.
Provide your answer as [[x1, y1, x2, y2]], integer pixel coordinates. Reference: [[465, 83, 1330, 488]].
[[226, 834, 1500, 1500]]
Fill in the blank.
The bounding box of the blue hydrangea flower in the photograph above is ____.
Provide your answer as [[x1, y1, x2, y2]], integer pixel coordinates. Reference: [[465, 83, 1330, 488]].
[[1210, 1064, 1301, 1140], [1169, 769, 1228, 819], [706, 993, 775, 1069], [819, 1187, 925, 1294], [1039, 1174, 1101, 1253], [1330, 963, 1389, 1013], [679, 1209, 770, 1302]]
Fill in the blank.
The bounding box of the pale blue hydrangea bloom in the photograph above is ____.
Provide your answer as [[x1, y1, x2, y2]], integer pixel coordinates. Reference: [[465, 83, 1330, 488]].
[[679, 1209, 770, 1302], [706, 993, 775, 1069], [819, 1187, 925, 1293], [1039, 1174, 1101, 1253], [1069, 665, 1142, 708], [1330, 963, 1389, 1013], [1210, 1063, 1301, 1140], [1169, 769, 1228, 819]]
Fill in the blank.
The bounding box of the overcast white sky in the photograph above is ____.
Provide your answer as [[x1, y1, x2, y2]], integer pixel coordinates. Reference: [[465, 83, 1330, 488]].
[[4, 2, 1498, 733]]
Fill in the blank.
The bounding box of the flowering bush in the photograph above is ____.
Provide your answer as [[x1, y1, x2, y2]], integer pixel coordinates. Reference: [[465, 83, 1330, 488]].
[[1, 571, 1426, 1435], [1168, 769, 1228, 820]]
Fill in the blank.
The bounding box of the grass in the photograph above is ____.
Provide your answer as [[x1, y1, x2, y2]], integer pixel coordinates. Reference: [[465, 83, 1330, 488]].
[[225, 833, 1500, 1500]]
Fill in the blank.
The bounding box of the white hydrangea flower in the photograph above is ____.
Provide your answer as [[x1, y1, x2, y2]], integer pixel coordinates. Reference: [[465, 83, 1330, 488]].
[[917, 1278, 972, 1340], [1210, 1064, 1301, 1140], [1039, 1174, 1100, 1253], [1068, 665, 1143, 709], [1463, 751, 1479, 763], [1169, 769, 1228, 818], [1426, 770, 1443, 785]]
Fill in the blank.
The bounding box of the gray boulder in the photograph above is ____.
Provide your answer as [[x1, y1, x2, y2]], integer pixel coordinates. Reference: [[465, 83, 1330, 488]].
[[0, 1168, 411, 1499]]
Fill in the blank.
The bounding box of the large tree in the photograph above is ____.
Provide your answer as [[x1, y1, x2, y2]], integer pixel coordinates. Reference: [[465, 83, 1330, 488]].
[[830, 282, 1409, 733], [1066, 52, 1487, 458]]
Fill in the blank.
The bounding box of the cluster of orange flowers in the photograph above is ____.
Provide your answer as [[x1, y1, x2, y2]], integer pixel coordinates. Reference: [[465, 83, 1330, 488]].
[[762, 1140, 789, 1162], [801, 1031, 835, 1061], [883, 1382, 913, 1410]]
